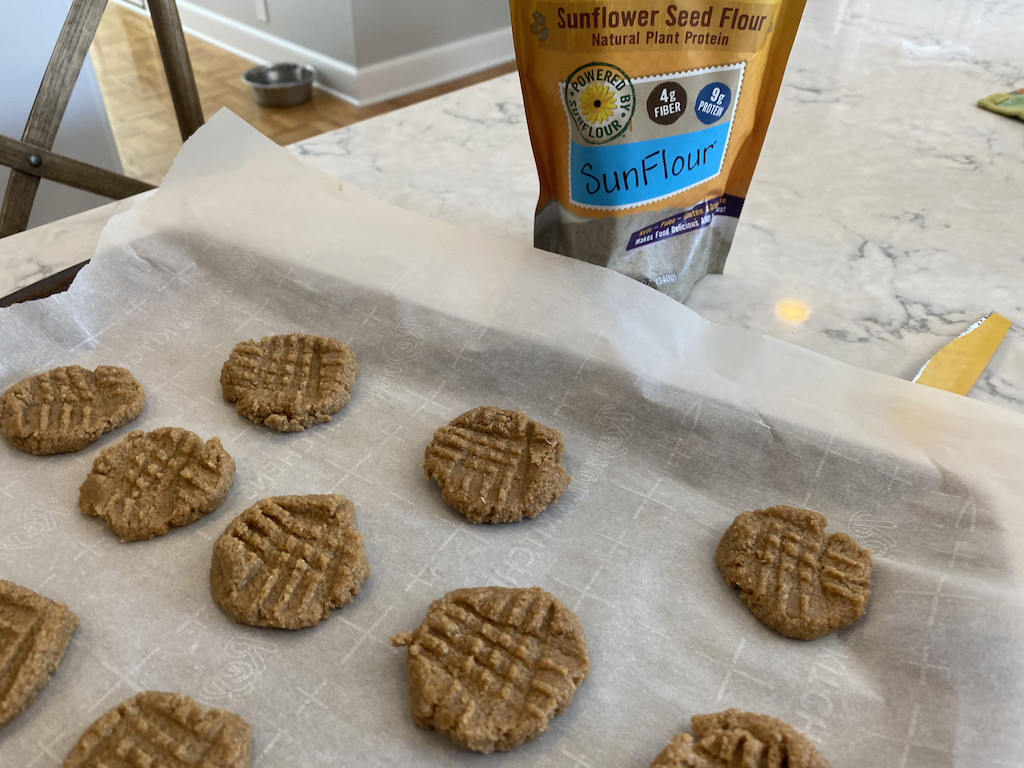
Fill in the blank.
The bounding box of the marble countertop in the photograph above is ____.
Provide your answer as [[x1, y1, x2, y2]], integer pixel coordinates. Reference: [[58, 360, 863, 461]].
[[2, 0, 1021, 409]]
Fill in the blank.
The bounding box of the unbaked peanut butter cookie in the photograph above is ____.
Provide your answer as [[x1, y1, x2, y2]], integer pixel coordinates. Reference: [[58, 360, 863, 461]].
[[649, 709, 830, 768], [220, 333, 358, 432], [1, 365, 144, 455], [423, 406, 570, 524], [78, 427, 236, 542], [0, 580, 78, 729], [210, 494, 369, 629], [390, 586, 589, 753], [62, 691, 251, 768], [714, 505, 873, 640]]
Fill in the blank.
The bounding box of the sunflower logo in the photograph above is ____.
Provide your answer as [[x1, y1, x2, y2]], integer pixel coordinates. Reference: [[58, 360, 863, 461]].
[[579, 83, 617, 125], [564, 62, 635, 144]]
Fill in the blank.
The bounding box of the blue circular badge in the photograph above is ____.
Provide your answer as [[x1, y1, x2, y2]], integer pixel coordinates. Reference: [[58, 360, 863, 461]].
[[694, 82, 732, 125]]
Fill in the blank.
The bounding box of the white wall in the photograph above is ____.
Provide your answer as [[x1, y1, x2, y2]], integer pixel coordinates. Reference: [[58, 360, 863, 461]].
[[1, 0, 125, 230], [183, 0, 357, 64], [348, 0, 512, 68], [167, 0, 514, 105]]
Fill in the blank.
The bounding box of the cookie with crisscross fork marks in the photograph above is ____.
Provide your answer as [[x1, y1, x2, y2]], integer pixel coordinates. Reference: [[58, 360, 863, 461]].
[[0, 580, 78, 729], [715, 506, 873, 640], [210, 494, 370, 629], [220, 333, 358, 432], [423, 407, 571, 524], [390, 586, 589, 753], [649, 709, 831, 768], [62, 691, 251, 768], [1, 365, 144, 454], [78, 427, 236, 542]]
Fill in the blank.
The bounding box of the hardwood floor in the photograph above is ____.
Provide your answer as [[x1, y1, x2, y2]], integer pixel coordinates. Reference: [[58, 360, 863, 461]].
[[89, 2, 516, 185]]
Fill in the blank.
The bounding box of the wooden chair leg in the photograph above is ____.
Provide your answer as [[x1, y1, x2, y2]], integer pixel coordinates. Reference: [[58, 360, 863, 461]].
[[149, 0, 204, 141]]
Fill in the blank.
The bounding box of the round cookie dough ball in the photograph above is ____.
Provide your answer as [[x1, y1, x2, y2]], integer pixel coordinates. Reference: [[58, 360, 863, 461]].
[[1, 364, 144, 455], [220, 333, 358, 432], [210, 494, 369, 629], [391, 585, 589, 753], [715, 505, 873, 640], [423, 406, 570, 524], [649, 709, 831, 768]]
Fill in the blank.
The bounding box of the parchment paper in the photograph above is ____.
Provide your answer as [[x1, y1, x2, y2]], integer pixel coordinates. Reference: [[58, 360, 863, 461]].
[[2, 111, 1022, 768]]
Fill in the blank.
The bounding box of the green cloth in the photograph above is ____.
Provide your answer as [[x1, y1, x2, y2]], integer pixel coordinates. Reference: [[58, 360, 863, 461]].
[[977, 89, 1024, 121]]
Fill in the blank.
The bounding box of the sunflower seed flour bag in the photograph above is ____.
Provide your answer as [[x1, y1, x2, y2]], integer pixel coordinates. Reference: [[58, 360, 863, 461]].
[[510, 0, 806, 301]]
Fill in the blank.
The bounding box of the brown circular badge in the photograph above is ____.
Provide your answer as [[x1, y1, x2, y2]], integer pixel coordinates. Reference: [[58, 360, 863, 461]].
[[647, 82, 687, 125]]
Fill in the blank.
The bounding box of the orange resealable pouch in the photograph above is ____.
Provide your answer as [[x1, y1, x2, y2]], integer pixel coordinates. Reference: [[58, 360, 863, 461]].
[[510, 0, 806, 301]]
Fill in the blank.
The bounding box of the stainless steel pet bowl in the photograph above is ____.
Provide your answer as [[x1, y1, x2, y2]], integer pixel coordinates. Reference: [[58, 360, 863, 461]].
[[242, 63, 315, 107]]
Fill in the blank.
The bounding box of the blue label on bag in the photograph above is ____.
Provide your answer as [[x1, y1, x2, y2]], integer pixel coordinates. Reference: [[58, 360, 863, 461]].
[[570, 122, 731, 208], [561, 63, 744, 210]]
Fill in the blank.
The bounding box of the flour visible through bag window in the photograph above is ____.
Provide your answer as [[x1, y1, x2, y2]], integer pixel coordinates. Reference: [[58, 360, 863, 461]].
[[510, 0, 806, 302]]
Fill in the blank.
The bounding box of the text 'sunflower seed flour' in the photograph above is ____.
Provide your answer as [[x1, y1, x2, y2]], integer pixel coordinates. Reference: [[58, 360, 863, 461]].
[[510, 0, 806, 301]]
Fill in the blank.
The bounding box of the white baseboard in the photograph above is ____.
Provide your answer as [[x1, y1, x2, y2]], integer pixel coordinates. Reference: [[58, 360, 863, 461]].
[[354, 27, 515, 106], [132, 0, 514, 107]]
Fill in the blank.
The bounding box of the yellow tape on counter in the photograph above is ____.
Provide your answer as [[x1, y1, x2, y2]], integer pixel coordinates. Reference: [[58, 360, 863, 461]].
[[913, 312, 1011, 396]]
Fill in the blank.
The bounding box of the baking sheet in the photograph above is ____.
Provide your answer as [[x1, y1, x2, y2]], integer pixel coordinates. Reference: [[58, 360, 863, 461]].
[[1, 110, 1022, 768]]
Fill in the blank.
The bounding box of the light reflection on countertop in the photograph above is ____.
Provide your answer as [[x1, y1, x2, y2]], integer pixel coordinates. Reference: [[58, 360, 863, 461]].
[[774, 299, 811, 325]]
